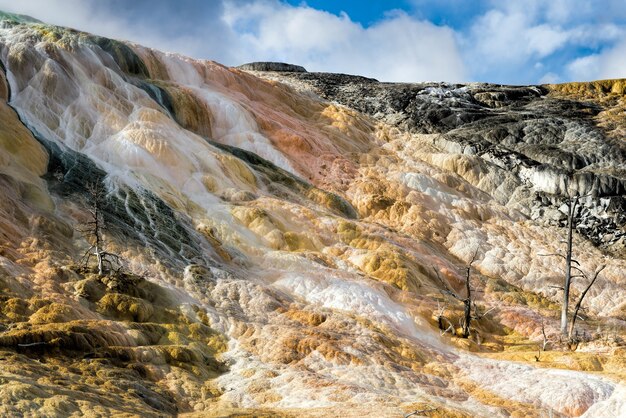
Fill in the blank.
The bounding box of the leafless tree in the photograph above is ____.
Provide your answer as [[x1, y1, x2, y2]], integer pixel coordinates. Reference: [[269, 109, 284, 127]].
[[568, 265, 606, 340], [540, 174, 622, 343], [535, 317, 550, 361], [540, 194, 584, 336], [78, 182, 122, 275], [404, 406, 437, 417], [539, 191, 606, 345], [562, 194, 578, 335], [435, 302, 454, 336], [432, 249, 487, 338], [541, 317, 549, 351]]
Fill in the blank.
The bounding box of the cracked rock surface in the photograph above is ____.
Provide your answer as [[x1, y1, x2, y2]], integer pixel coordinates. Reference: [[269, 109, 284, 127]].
[[249, 71, 626, 253]]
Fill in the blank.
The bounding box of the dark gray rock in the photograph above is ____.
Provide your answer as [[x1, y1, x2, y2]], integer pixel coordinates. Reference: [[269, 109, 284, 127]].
[[32, 130, 214, 269], [259, 72, 626, 250], [237, 62, 307, 73]]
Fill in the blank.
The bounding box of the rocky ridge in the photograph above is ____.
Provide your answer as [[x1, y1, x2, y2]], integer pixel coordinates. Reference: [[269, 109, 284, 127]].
[[246, 69, 626, 253], [237, 62, 307, 73]]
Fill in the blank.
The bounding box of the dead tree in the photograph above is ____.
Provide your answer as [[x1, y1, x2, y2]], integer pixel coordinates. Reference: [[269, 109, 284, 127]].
[[404, 406, 437, 417], [433, 249, 483, 338], [541, 253, 605, 346], [460, 251, 478, 338], [539, 190, 608, 343], [568, 265, 606, 340], [78, 182, 122, 275], [539, 194, 582, 336], [435, 302, 454, 336], [561, 195, 578, 336], [540, 317, 549, 351], [534, 317, 551, 361]]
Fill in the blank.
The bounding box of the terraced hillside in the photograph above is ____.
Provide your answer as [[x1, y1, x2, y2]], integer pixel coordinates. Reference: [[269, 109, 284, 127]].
[[0, 12, 624, 417]]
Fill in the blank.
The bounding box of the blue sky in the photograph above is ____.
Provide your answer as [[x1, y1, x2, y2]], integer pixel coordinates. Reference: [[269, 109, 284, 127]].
[[0, 0, 624, 84], [284, 0, 492, 28]]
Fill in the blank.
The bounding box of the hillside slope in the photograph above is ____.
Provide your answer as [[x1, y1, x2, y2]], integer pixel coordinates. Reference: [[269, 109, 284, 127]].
[[0, 13, 624, 417]]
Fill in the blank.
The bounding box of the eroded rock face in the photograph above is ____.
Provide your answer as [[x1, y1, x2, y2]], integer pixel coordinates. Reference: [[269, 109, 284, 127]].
[[253, 72, 626, 252], [237, 62, 307, 73]]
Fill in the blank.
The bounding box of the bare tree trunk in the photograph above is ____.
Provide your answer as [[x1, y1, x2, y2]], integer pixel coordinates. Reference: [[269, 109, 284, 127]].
[[561, 196, 577, 335], [462, 299, 471, 338], [79, 182, 113, 276], [94, 195, 104, 275], [568, 265, 605, 340], [96, 244, 103, 275], [432, 249, 478, 340], [462, 257, 473, 338]]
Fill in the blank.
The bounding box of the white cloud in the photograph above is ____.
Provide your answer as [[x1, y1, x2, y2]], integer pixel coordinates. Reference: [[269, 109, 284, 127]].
[[538, 72, 560, 84], [0, 0, 91, 27], [567, 55, 601, 81], [0, 0, 466, 83], [568, 40, 626, 81], [597, 40, 626, 80], [464, 9, 569, 76], [224, 2, 360, 52], [467, 9, 569, 64], [0, 0, 244, 67], [224, 2, 466, 82], [465, 0, 626, 83], [567, 24, 623, 46], [0, 0, 624, 84], [525, 24, 569, 57]]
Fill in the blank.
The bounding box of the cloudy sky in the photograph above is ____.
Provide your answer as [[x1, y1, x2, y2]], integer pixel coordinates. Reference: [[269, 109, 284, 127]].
[[0, 0, 624, 84]]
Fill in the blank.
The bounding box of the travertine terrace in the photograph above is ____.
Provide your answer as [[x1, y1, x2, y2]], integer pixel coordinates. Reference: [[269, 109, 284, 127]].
[[0, 12, 624, 417]]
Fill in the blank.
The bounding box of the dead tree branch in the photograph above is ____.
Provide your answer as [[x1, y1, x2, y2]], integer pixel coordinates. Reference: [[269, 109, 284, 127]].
[[568, 265, 606, 340], [435, 302, 455, 336], [460, 248, 479, 338], [541, 318, 549, 351], [77, 182, 124, 276], [404, 406, 437, 417], [562, 194, 578, 335], [431, 248, 483, 339]]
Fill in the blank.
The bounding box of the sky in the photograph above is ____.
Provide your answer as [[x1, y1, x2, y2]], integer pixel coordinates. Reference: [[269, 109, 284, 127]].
[[0, 0, 624, 84]]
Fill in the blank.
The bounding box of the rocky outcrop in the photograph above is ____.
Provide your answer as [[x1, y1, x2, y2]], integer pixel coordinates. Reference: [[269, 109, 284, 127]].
[[256, 72, 626, 252], [237, 61, 307, 72]]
